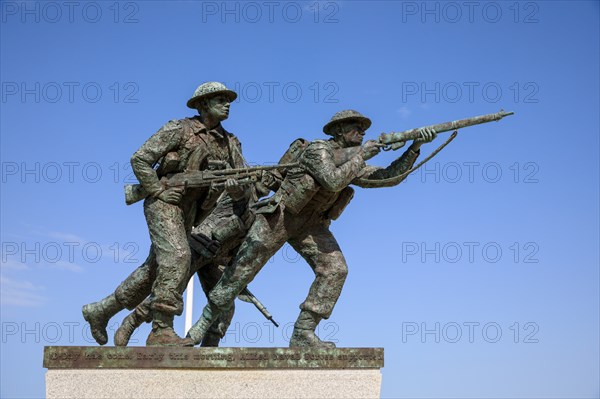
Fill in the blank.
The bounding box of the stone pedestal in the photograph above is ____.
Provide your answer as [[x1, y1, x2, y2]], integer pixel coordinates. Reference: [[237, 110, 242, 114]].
[[44, 347, 383, 399]]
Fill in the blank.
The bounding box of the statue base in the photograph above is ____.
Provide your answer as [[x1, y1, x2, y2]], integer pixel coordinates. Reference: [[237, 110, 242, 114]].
[[44, 347, 383, 399]]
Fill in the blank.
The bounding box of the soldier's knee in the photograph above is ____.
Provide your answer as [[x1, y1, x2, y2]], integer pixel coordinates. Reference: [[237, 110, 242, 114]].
[[321, 255, 348, 280]]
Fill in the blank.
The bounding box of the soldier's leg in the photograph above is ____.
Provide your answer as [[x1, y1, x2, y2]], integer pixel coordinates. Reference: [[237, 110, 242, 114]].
[[114, 249, 204, 347], [82, 249, 157, 345], [288, 224, 348, 348], [196, 264, 235, 347], [144, 197, 191, 346], [114, 298, 152, 346], [186, 210, 289, 345], [112, 193, 241, 347]]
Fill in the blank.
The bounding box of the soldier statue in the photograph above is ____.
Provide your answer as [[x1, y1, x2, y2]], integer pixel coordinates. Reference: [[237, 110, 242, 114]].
[[182, 110, 438, 347], [83, 82, 259, 346]]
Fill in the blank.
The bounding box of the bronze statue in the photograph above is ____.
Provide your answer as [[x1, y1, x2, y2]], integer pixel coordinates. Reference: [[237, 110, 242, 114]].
[[182, 110, 438, 347], [83, 84, 513, 349], [83, 82, 260, 346]]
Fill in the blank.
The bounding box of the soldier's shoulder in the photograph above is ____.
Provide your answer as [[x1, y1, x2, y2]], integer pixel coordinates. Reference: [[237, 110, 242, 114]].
[[306, 139, 333, 151], [160, 118, 184, 131], [153, 119, 185, 142], [286, 138, 310, 153], [301, 139, 333, 162], [180, 116, 205, 130]]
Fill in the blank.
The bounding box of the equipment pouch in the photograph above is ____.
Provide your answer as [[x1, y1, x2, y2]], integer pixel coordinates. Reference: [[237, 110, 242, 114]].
[[280, 169, 318, 215], [156, 152, 180, 177], [326, 186, 355, 220]]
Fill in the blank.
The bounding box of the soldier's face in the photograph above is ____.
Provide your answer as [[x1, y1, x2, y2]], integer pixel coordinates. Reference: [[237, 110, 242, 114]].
[[339, 122, 366, 147], [205, 95, 231, 121]]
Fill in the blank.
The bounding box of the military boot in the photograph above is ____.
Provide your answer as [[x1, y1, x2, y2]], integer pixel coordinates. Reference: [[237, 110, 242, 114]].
[[82, 293, 124, 345], [185, 305, 218, 346], [200, 332, 221, 347], [289, 310, 336, 349], [146, 312, 187, 346], [114, 307, 148, 346]]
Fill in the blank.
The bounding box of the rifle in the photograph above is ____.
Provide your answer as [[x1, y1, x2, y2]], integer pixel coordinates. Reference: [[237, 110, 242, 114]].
[[378, 109, 514, 150], [124, 163, 298, 205], [238, 287, 279, 327], [214, 265, 279, 327], [333, 109, 514, 164]]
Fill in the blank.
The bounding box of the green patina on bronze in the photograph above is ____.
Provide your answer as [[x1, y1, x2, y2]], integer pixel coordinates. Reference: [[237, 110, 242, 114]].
[[44, 347, 384, 369], [81, 87, 514, 350], [82, 82, 284, 347]]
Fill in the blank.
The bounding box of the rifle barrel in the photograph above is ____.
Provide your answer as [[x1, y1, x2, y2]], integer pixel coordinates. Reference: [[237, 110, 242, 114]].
[[379, 109, 514, 145]]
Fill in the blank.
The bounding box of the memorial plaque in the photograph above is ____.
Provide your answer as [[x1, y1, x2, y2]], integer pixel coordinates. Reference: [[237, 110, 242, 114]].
[[44, 346, 384, 369]]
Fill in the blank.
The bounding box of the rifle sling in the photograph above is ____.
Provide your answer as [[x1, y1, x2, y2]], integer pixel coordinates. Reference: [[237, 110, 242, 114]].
[[358, 131, 458, 186]]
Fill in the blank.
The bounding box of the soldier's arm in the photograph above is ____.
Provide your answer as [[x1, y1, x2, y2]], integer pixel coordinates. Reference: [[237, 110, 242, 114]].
[[130, 120, 182, 196], [352, 146, 420, 188], [301, 141, 366, 192], [254, 138, 306, 197]]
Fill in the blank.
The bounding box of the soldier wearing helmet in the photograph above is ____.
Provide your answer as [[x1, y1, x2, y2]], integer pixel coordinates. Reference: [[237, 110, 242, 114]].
[[83, 82, 259, 346], [184, 109, 437, 348]]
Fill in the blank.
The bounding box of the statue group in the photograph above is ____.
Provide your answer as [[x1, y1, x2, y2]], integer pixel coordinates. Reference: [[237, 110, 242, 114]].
[[82, 81, 512, 347]]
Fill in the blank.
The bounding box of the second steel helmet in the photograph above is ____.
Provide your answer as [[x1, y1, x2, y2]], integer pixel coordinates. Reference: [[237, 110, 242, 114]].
[[323, 110, 372, 135], [186, 82, 238, 109]]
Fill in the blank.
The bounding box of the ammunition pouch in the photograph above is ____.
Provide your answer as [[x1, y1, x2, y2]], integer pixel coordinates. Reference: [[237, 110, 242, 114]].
[[325, 187, 355, 221], [278, 169, 318, 215], [213, 216, 246, 243], [156, 152, 180, 177], [189, 232, 221, 259]]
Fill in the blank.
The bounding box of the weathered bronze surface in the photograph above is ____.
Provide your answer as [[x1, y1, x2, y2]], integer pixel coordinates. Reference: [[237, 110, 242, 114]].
[[81, 82, 514, 349], [43, 346, 384, 369]]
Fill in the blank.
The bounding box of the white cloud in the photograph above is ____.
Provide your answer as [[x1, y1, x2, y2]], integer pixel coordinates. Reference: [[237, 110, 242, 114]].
[[48, 261, 84, 273], [397, 106, 412, 119], [45, 231, 87, 243], [0, 275, 46, 307], [0, 259, 29, 271]]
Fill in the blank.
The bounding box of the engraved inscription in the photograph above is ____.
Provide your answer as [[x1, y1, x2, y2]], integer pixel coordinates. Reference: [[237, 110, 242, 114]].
[[169, 352, 189, 361], [136, 352, 164, 362], [44, 347, 384, 369], [193, 353, 235, 361]]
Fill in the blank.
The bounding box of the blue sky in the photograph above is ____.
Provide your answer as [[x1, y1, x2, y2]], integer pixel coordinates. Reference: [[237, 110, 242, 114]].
[[1, 1, 599, 398]]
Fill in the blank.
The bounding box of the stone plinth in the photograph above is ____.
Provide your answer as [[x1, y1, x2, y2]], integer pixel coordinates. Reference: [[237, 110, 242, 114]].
[[44, 347, 383, 399]]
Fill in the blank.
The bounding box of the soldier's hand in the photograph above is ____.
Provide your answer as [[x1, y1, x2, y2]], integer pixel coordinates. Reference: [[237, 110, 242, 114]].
[[415, 127, 437, 143], [260, 170, 278, 189], [361, 140, 381, 161], [411, 127, 437, 150], [157, 187, 183, 204], [225, 178, 245, 201]]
